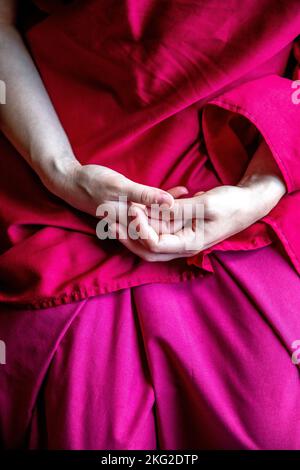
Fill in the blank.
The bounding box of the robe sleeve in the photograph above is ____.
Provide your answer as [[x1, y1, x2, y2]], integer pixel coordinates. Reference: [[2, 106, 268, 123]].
[[186, 42, 300, 276], [202, 73, 300, 194]]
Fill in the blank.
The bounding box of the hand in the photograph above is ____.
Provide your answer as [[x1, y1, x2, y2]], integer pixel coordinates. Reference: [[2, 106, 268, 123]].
[[111, 141, 286, 262], [40, 158, 174, 216]]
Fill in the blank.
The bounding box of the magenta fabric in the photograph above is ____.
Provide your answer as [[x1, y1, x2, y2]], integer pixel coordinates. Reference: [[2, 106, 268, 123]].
[[188, 73, 300, 270], [1, 241, 300, 450], [294, 40, 300, 80], [0, 0, 300, 308]]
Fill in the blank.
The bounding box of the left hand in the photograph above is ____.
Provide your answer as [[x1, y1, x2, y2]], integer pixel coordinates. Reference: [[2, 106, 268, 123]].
[[110, 141, 286, 262]]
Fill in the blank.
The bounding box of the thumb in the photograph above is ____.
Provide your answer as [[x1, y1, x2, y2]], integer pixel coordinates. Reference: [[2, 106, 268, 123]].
[[124, 179, 174, 207]]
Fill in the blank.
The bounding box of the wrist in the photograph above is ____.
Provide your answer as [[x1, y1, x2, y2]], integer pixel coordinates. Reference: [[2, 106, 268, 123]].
[[237, 139, 286, 216], [238, 173, 286, 218], [33, 151, 82, 194]]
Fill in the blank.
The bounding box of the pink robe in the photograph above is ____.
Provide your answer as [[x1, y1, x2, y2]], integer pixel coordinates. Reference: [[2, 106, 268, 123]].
[[1, 242, 300, 449], [0, 0, 299, 307], [0, 0, 300, 450]]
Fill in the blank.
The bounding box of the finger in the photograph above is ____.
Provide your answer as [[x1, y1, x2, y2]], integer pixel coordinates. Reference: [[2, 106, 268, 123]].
[[166, 186, 189, 198], [147, 196, 204, 221], [96, 200, 129, 231], [126, 205, 201, 254], [111, 222, 177, 261], [154, 225, 203, 253], [119, 231, 199, 261], [109, 201, 204, 255], [139, 216, 201, 254], [128, 203, 160, 246], [122, 178, 174, 208], [148, 214, 185, 235]]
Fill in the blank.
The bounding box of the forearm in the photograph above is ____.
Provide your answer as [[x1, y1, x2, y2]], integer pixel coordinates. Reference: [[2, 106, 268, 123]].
[[0, 18, 175, 217], [0, 23, 79, 188]]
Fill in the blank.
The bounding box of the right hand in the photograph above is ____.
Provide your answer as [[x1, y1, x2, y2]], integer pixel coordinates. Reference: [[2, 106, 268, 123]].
[[41, 159, 175, 216]]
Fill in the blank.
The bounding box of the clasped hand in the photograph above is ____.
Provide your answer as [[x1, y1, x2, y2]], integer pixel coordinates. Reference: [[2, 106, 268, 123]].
[[47, 141, 286, 263]]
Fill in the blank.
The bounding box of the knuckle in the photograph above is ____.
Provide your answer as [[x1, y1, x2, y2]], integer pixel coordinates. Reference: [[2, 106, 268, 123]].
[[203, 198, 215, 217], [140, 188, 152, 205]]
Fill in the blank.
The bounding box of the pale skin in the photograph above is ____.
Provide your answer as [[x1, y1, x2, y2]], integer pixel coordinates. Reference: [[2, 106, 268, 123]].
[[0, 0, 286, 262]]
